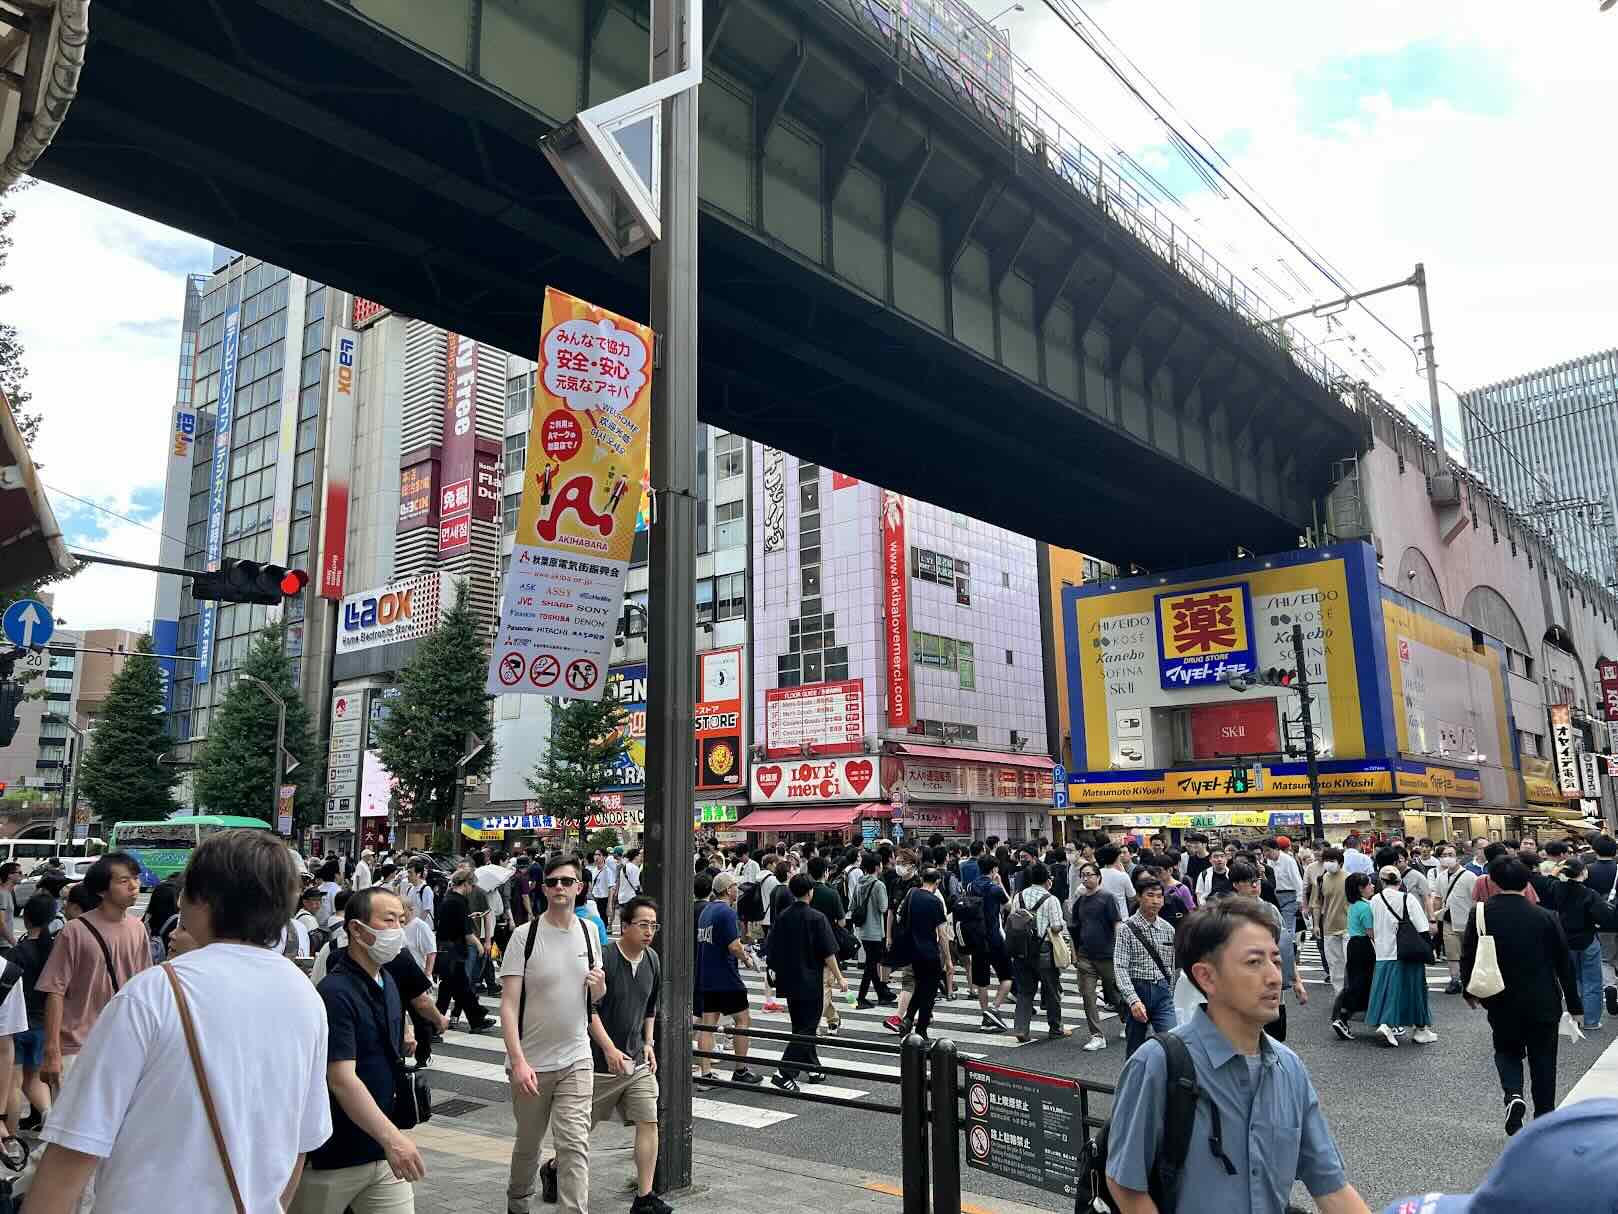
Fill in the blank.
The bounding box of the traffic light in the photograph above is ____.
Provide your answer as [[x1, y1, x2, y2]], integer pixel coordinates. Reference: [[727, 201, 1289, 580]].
[[190, 560, 309, 605], [0, 681, 22, 748], [1229, 765, 1252, 793], [1256, 667, 1296, 688]]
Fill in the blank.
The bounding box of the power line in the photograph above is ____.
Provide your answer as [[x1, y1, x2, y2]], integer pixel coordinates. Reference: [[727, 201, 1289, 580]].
[[44, 483, 187, 550]]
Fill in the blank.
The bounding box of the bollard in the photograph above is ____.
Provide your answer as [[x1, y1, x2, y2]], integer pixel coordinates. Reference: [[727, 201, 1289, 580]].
[[928, 1038, 961, 1214], [900, 1032, 931, 1214]]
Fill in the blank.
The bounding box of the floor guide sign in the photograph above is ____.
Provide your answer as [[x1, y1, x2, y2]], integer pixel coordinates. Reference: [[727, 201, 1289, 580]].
[[488, 288, 655, 701]]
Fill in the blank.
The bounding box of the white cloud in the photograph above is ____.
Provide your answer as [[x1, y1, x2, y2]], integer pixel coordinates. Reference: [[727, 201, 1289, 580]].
[[7, 179, 210, 630]]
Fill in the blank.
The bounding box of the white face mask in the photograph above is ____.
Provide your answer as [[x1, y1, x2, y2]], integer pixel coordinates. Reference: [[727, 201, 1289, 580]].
[[361, 926, 405, 966], [1323, 861, 1340, 874], [1438, 855, 1457, 870]]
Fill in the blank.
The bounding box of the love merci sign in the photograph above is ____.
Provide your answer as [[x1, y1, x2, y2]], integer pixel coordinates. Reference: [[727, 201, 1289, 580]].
[[750, 756, 876, 803]]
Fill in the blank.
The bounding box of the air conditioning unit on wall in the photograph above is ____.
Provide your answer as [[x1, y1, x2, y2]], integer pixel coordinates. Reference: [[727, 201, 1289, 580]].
[[1427, 474, 1462, 507]]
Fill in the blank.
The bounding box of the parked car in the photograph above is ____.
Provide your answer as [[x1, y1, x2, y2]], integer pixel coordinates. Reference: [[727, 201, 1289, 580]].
[[16, 856, 97, 906]]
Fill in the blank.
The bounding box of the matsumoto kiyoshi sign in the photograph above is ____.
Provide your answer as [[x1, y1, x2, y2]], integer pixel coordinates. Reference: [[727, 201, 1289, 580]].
[[336, 572, 454, 656], [1155, 582, 1256, 689]]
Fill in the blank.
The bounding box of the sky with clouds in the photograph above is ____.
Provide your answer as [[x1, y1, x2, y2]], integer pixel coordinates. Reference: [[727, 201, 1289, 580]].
[[7, 1, 1615, 629]]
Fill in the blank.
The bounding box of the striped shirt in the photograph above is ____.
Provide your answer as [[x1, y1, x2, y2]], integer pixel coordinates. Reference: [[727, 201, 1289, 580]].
[[1114, 912, 1177, 994]]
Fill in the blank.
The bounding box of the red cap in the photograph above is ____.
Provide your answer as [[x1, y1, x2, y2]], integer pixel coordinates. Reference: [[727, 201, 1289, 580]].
[[1275, 835, 1292, 850]]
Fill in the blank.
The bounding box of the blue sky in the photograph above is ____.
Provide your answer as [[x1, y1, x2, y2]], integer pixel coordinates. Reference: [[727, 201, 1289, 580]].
[[1296, 40, 1511, 135]]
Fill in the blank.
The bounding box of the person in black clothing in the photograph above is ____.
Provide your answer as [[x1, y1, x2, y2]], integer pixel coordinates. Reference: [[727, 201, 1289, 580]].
[[1524, 845, 1557, 903], [1461, 855, 1583, 1134], [11, 892, 56, 1131], [765, 874, 846, 1092], [896, 868, 951, 1039], [1182, 832, 1212, 887], [1547, 857, 1615, 1032], [434, 868, 491, 1031]]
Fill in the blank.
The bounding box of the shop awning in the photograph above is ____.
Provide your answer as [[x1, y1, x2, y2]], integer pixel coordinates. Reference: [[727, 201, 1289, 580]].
[[738, 803, 891, 832], [891, 743, 1053, 769]]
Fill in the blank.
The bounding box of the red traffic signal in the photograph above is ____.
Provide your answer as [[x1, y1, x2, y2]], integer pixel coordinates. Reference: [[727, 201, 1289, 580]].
[[1258, 667, 1297, 688], [279, 569, 310, 596]]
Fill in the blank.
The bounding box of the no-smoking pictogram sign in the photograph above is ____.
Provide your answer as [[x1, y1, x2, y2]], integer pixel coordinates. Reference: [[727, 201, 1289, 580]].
[[497, 652, 525, 687], [968, 1081, 989, 1118], [565, 658, 599, 691], [967, 1125, 990, 1162], [529, 654, 561, 688]]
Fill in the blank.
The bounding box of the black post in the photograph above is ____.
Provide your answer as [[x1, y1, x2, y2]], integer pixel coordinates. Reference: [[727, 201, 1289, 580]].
[[928, 1039, 961, 1214], [1292, 622, 1325, 842], [900, 1033, 931, 1214]]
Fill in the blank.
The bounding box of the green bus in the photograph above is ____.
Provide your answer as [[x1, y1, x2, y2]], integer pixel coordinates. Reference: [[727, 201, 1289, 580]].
[[110, 815, 275, 888]]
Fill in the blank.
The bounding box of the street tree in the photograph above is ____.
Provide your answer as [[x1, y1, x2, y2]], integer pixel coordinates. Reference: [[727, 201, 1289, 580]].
[[193, 621, 316, 824], [77, 635, 177, 826], [372, 579, 494, 830], [527, 696, 630, 844]]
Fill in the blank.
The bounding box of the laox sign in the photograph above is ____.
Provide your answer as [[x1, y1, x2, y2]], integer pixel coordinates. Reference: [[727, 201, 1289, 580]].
[[344, 588, 412, 632]]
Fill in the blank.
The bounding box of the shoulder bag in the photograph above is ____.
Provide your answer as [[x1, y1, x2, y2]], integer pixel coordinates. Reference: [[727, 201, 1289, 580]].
[[1126, 920, 1176, 985], [163, 963, 246, 1214], [79, 918, 122, 991], [1381, 892, 1435, 965], [1465, 902, 1505, 999]]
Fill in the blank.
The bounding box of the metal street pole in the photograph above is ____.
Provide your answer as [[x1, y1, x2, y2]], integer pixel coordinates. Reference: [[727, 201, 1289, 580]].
[[1291, 624, 1325, 842], [241, 674, 286, 826], [1413, 263, 1449, 459], [646, 0, 699, 1193]]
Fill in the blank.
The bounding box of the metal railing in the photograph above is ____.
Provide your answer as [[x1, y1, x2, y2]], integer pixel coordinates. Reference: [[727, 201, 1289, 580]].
[[813, 0, 1357, 405]]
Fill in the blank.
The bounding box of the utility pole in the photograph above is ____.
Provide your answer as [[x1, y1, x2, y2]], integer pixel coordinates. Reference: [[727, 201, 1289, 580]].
[[240, 674, 286, 826], [646, 0, 699, 1193], [1291, 623, 1325, 843], [452, 732, 488, 854], [50, 714, 84, 846], [1413, 263, 1449, 460]]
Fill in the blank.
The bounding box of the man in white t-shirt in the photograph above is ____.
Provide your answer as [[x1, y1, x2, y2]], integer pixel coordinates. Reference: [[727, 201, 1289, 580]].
[[616, 849, 645, 923], [351, 849, 374, 892], [501, 855, 606, 1214], [25, 830, 329, 1213]]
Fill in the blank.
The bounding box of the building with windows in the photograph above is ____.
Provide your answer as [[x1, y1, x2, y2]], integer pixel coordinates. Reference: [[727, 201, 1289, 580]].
[[0, 595, 80, 812], [1460, 349, 1618, 586]]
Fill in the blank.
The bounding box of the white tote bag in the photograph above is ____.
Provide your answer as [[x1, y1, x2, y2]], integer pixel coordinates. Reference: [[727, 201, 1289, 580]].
[[1465, 902, 1505, 999]]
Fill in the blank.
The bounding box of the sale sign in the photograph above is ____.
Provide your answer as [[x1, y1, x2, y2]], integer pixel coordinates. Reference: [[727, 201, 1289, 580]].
[[487, 288, 654, 701], [882, 491, 912, 726]]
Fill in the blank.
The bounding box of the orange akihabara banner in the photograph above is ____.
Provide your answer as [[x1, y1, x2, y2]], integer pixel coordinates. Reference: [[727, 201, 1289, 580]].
[[487, 288, 654, 701]]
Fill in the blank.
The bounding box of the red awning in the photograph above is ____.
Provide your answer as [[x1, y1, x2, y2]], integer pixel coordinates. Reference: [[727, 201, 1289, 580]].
[[890, 743, 1054, 769], [739, 803, 891, 832]]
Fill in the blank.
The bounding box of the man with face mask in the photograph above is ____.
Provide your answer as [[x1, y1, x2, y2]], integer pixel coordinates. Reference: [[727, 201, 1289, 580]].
[[1313, 848, 1350, 995], [293, 887, 426, 1213], [1434, 843, 1478, 994]]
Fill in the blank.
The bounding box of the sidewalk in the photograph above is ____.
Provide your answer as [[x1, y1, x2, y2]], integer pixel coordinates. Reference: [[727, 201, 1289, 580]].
[[409, 1121, 1053, 1214]]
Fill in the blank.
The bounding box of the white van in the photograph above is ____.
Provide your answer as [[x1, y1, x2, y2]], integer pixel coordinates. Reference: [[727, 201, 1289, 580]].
[[0, 837, 106, 868]]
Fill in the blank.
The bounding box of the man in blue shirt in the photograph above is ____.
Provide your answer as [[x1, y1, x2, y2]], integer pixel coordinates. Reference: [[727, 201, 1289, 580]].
[[694, 873, 763, 1087], [958, 841, 983, 887], [1106, 897, 1369, 1214], [967, 855, 1012, 1032]]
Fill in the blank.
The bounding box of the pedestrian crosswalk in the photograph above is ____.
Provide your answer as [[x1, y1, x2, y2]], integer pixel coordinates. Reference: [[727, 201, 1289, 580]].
[[428, 963, 1114, 1131], [1293, 934, 1458, 992]]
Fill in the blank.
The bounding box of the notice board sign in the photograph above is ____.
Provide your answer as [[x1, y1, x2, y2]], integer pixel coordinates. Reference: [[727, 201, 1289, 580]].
[[963, 1059, 1082, 1199]]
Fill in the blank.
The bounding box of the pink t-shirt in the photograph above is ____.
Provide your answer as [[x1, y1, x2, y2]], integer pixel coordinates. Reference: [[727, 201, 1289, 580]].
[[37, 913, 153, 1054]]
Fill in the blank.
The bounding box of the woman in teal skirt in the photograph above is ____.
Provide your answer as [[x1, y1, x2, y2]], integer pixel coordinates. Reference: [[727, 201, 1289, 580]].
[[1364, 863, 1437, 1047]]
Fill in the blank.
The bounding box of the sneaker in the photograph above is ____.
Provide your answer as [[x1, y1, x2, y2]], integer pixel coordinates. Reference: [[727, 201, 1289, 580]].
[[770, 1073, 801, 1094], [732, 1068, 763, 1085], [1411, 1027, 1439, 1045], [1606, 985, 1618, 1017], [1505, 1094, 1527, 1136], [17, 1111, 41, 1134], [1083, 1034, 1107, 1052], [980, 1014, 1004, 1032], [1444, 978, 1463, 994], [883, 1015, 904, 1034], [632, 1193, 675, 1214], [693, 1072, 717, 1090], [1376, 1024, 1400, 1048], [821, 1022, 840, 1037], [1015, 1033, 1032, 1044], [877, 992, 899, 1006], [805, 1071, 827, 1084], [1047, 1027, 1074, 1040], [540, 1158, 559, 1205], [1330, 1018, 1353, 1041], [1586, 1021, 1603, 1032], [855, 1000, 877, 1010], [984, 1008, 1010, 1032], [1392, 1025, 1409, 1037], [762, 999, 783, 1014]]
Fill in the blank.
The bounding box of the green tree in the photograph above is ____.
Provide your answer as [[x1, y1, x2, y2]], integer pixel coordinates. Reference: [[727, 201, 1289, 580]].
[[193, 621, 316, 823], [373, 579, 494, 829], [527, 696, 629, 843], [76, 635, 177, 826]]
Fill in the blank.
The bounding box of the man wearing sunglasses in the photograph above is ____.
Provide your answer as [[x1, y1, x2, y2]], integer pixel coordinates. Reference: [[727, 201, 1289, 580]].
[[502, 855, 608, 1214]]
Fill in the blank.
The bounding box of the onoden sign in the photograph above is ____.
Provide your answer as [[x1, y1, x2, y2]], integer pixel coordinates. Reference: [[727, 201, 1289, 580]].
[[487, 288, 654, 701]]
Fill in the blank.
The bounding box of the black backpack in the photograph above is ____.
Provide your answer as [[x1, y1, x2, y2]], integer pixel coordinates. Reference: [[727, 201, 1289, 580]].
[[736, 881, 765, 922], [1076, 1033, 1201, 1214], [1005, 891, 1052, 967], [951, 887, 987, 950]]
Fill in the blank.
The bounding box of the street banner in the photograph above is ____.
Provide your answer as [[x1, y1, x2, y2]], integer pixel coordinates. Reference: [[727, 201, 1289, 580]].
[[488, 287, 654, 701], [438, 333, 479, 555], [277, 785, 296, 836], [1551, 704, 1581, 797], [881, 490, 912, 726], [319, 325, 359, 597], [196, 295, 241, 683]]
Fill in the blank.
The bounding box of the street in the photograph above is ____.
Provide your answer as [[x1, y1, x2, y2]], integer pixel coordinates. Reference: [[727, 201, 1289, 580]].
[[417, 937, 1618, 1212]]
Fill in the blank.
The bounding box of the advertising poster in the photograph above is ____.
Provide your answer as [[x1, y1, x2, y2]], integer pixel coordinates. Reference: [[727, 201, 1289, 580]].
[[963, 1060, 1083, 1199], [881, 490, 912, 726], [196, 298, 241, 684], [1600, 659, 1618, 722], [439, 333, 479, 555], [398, 460, 437, 531], [319, 325, 359, 598], [487, 288, 654, 700], [1155, 582, 1256, 689], [765, 678, 865, 757], [604, 664, 648, 789], [697, 647, 745, 790], [749, 755, 879, 803]]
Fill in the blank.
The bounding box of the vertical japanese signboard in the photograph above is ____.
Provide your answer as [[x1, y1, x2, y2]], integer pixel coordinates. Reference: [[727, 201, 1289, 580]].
[[439, 333, 478, 555], [697, 647, 745, 791], [761, 447, 786, 553], [963, 1060, 1083, 1199], [319, 325, 359, 599], [882, 490, 912, 726], [487, 287, 653, 701], [1599, 659, 1618, 722], [1155, 583, 1256, 689], [196, 300, 241, 685], [1551, 704, 1581, 798]]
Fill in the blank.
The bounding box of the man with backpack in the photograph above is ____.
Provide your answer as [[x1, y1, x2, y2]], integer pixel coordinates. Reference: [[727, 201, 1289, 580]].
[[1100, 898, 1368, 1214], [848, 853, 896, 1008], [1115, 877, 1178, 1058], [1006, 862, 1072, 1042], [964, 855, 1012, 1032]]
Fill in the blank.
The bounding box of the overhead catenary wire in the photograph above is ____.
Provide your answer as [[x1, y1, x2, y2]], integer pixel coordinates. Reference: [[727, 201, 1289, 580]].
[[43, 483, 189, 551]]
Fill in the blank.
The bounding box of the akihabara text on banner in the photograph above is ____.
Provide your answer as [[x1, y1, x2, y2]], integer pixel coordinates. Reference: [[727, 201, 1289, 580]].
[[487, 287, 654, 701]]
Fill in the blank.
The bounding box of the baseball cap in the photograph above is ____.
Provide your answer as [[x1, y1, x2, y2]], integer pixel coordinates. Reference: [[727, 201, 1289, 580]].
[[1380, 1099, 1618, 1214], [711, 872, 738, 895], [1378, 864, 1401, 882], [1274, 835, 1292, 850]]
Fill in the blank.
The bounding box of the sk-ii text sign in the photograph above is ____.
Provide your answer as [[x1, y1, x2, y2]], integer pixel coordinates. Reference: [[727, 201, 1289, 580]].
[[1155, 582, 1256, 689]]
